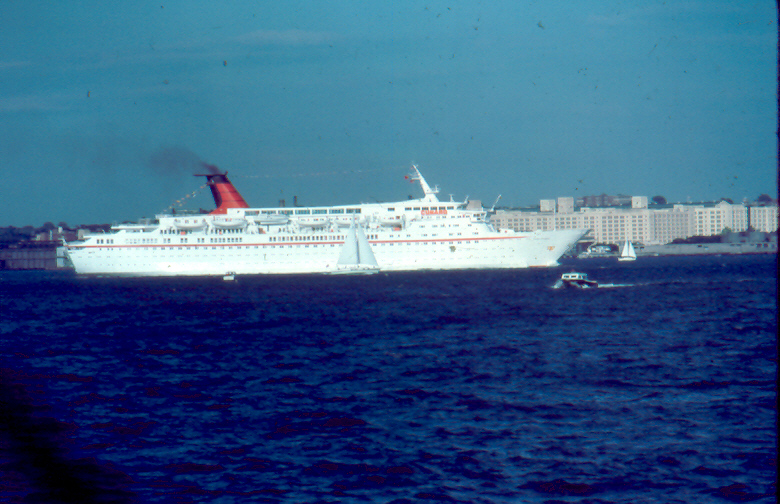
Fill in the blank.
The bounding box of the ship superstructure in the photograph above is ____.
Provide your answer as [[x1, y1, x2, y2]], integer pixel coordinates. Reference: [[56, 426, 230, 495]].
[[65, 165, 587, 276]]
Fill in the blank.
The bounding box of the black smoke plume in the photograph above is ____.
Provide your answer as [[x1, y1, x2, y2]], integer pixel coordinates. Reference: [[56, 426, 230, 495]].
[[146, 146, 220, 175]]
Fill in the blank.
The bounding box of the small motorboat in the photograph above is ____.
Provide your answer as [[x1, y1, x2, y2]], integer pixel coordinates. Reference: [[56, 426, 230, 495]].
[[557, 272, 599, 289], [223, 272, 236, 281]]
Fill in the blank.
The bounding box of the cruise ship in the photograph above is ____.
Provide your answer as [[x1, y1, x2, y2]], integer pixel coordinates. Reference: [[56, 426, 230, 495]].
[[65, 165, 587, 276]]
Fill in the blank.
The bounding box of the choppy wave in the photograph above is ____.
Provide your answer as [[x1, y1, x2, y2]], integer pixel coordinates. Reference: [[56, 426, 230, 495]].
[[1, 255, 776, 503]]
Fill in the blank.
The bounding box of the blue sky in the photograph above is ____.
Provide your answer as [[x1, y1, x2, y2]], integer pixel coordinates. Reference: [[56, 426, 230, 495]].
[[0, 1, 776, 226]]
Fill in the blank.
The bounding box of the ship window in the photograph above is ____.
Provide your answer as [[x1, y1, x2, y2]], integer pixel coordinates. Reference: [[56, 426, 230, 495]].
[[387, 208, 395, 211], [295, 209, 310, 215], [329, 209, 344, 214]]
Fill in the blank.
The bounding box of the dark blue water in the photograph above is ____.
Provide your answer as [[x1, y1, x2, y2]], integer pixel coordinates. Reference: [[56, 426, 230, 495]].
[[1, 255, 776, 503]]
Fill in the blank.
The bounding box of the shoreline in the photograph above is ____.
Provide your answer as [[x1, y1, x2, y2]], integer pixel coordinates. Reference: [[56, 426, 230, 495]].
[[579, 241, 776, 258]]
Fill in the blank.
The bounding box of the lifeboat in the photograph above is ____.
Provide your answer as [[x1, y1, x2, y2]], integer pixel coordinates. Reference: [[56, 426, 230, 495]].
[[297, 217, 330, 228], [211, 217, 248, 229], [332, 216, 366, 227], [173, 218, 207, 230], [253, 214, 289, 225]]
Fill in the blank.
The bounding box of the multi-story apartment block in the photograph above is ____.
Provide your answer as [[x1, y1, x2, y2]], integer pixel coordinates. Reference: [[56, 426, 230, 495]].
[[492, 204, 651, 245], [648, 205, 695, 245], [491, 197, 763, 246], [693, 201, 748, 236], [748, 205, 778, 233], [576, 207, 651, 244]]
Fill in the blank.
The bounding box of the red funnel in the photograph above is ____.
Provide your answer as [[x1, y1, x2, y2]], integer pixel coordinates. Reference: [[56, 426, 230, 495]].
[[195, 171, 250, 214]]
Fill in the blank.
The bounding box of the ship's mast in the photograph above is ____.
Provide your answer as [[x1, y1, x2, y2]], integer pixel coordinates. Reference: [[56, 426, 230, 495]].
[[410, 165, 440, 202]]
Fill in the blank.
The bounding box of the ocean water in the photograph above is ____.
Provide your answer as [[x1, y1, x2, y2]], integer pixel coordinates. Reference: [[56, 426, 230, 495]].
[[0, 255, 776, 504]]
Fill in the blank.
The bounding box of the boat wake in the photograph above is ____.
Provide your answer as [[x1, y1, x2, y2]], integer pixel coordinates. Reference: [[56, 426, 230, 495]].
[[551, 280, 635, 289]]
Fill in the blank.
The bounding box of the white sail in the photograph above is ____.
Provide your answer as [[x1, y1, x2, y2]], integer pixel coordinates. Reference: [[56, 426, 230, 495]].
[[626, 241, 636, 258], [356, 226, 379, 268], [331, 221, 379, 274], [618, 240, 637, 261], [336, 223, 359, 266]]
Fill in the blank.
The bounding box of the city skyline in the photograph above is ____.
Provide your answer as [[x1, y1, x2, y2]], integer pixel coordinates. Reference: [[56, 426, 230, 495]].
[[1, 1, 776, 226]]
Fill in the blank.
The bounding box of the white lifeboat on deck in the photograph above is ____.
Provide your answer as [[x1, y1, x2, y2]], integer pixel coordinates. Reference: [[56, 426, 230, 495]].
[[297, 217, 330, 228], [253, 214, 289, 225], [173, 218, 207, 230], [211, 217, 248, 229], [332, 216, 366, 227]]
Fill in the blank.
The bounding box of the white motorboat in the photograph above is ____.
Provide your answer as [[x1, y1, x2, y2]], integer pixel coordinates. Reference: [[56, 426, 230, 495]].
[[557, 272, 599, 289]]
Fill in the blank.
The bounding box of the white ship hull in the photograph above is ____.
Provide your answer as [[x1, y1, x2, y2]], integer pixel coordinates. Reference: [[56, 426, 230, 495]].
[[65, 166, 587, 276]]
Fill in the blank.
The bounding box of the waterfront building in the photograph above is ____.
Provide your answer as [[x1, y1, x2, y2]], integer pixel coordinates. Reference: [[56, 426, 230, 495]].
[[492, 204, 650, 245], [0, 241, 61, 270], [693, 201, 748, 237], [492, 197, 758, 246], [748, 205, 778, 233], [648, 205, 695, 245]]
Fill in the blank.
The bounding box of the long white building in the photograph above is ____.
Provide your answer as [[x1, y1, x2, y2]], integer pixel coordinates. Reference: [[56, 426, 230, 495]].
[[748, 205, 778, 234], [492, 197, 776, 246]]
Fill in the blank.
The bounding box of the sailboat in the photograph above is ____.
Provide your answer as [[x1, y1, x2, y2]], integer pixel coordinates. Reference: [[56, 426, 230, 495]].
[[329, 221, 380, 275], [618, 240, 637, 261]]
